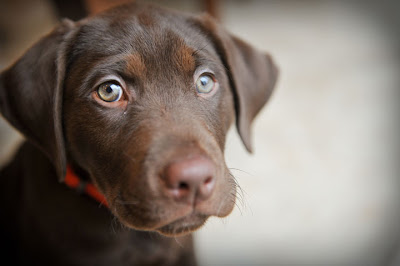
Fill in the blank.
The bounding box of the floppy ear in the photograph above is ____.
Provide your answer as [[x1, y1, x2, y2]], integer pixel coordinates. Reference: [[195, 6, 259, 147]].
[[194, 14, 279, 152], [0, 19, 77, 181]]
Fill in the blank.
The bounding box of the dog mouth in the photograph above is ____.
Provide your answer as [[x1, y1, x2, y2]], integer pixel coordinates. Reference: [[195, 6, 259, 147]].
[[155, 212, 209, 236], [112, 194, 211, 236]]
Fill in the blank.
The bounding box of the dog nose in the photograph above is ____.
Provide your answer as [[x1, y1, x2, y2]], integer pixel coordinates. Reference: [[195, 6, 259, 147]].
[[163, 156, 216, 203]]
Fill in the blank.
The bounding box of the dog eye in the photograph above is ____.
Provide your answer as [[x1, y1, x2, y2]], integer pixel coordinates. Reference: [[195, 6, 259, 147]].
[[97, 82, 123, 102], [195, 74, 215, 94]]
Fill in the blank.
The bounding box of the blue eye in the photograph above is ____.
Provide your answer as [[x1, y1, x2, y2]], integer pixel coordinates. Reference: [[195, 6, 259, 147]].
[[97, 82, 123, 102], [196, 74, 215, 94]]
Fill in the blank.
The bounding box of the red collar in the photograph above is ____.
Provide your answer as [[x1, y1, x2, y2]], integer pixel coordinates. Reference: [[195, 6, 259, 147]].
[[65, 165, 109, 208]]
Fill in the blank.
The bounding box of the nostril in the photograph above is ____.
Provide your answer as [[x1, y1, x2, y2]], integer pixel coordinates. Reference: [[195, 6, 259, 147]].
[[198, 175, 215, 200], [178, 182, 189, 190], [204, 177, 212, 185]]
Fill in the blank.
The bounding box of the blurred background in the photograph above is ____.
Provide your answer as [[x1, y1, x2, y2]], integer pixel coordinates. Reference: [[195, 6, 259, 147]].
[[1, 0, 399, 265]]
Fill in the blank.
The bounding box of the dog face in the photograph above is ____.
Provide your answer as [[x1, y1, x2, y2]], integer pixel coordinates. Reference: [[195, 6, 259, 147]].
[[0, 3, 278, 236]]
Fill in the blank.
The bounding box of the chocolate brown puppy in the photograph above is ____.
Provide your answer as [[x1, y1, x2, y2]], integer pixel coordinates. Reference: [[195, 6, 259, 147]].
[[0, 2, 278, 265]]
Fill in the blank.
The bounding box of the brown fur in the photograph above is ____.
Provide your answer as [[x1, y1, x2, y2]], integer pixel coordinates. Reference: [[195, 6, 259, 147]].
[[0, 2, 278, 265], [125, 53, 147, 78]]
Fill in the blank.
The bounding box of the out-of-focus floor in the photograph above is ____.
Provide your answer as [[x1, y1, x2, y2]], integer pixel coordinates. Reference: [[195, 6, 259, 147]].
[[1, 1, 399, 266]]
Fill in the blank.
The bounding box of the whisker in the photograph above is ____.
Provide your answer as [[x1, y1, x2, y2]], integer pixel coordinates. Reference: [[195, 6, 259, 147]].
[[123, 151, 136, 164], [115, 199, 140, 206], [216, 191, 232, 217], [219, 217, 228, 226], [228, 168, 254, 177], [230, 172, 248, 200], [234, 201, 243, 216], [110, 216, 118, 235], [191, 41, 210, 57], [234, 185, 246, 210], [109, 215, 128, 235], [174, 237, 184, 248], [229, 171, 249, 213]]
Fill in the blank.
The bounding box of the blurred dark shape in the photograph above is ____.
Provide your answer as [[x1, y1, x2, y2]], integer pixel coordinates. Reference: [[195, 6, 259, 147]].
[[51, 0, 86, 21], [51, 0, 220, 21], [204, 0, 219, 19]]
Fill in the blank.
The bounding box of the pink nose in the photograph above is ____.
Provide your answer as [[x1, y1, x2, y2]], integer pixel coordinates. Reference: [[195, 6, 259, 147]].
[[163, 156, 216, 203]]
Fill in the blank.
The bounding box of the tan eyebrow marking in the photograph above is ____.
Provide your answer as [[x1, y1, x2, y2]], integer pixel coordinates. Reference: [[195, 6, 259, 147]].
[[125, 53, 147, 77]]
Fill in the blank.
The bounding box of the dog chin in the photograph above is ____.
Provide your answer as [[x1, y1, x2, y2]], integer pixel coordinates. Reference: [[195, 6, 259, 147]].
[[113, 203, 209, 236], [156, 213, 209, 236]]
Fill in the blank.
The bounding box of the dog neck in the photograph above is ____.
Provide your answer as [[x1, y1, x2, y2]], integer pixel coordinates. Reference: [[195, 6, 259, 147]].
[[64, 165, 109, 208]]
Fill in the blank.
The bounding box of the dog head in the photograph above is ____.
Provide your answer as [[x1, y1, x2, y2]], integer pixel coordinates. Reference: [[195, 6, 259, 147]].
[[0, 3, 278, 236]]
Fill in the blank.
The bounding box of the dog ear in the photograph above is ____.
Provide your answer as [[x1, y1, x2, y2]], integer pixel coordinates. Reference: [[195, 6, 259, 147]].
[[0, 19, 77, 181], [193, 14, 278, 153]]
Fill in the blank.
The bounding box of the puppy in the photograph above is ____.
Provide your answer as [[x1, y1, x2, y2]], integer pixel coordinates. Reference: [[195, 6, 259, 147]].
[[0, 2, 277, 265]]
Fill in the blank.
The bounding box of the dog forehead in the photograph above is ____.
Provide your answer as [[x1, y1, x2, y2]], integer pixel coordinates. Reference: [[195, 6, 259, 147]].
[[123, 40, 195, 78], [75, 6, 200, 54], [66, 5, 225, 98], [71, 8, 207, 75]]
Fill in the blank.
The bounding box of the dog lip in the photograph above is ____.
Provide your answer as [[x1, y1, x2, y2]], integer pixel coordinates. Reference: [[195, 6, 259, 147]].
[[155, 211, 209, 236], [113, 194, 202, 229]]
